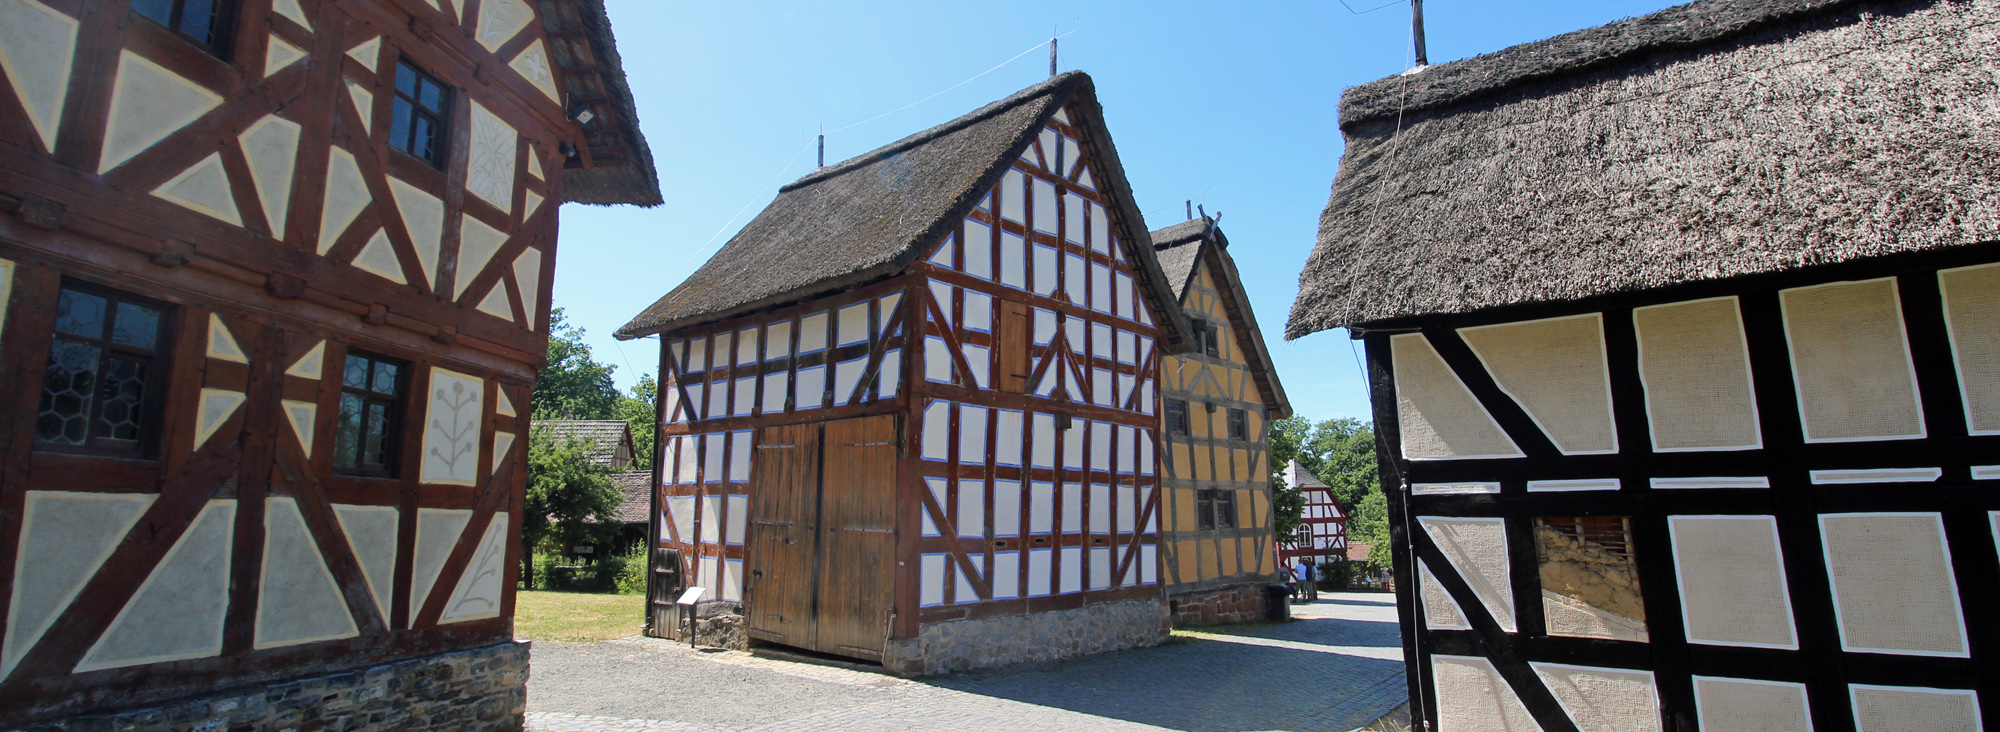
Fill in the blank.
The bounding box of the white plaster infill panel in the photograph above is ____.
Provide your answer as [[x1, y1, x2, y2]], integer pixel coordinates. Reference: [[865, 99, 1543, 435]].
[[271, 0, 310, 30], [239, 115, 302, 240], [512, 247, 543, 328], [509, 39, 562, 105], [1530, 663, 1663, 732], [1633, 296, 1762, 451], [264, 34, 305, 77], [332, 504, 398, 625], [152, 153, 242, 226], [476, 283, 514, 321], [317, 147, 370, 254], [205, 313, 248, 363], [1458, 313, 1618, 455], [1669, 515, 1798, 650], [100, 51, 221, 172], [464, 101, 517, 213], [193, 388, 247, 451], [1780, 278, 1926, 443], [440, 512, 509, 623], [420, 367, 484, 486], [351, 230, 405, 284], [0, 0, 80, 152], [1849, 684, 1981, 732], [77, 500, 235, 672], [1820, 512, 1969, 657], [1390, 333, 1522, 461], [286, 340, 326, 380], [491, 430, 516, 472], [255, 497, 358, 649], [1431, 655, 1545, 732], [1418, 559, 1470, 631], [387, 177, 444, 287], [3, 491, 153, 678], [0, 258, 14, 338], [1693, 676, 1813, 732], [344, 80, 374, 134], [457, 214, 509, 299], [1418, 516, 1517, 632], [1940, 262, 2000, 435], [474, 0, 535, 51], [344, 36, 381, 71], [410, 508, 472, 621]]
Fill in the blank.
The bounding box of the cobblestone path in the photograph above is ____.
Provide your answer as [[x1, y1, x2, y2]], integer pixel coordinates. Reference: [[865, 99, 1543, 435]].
[[526, 592, 1406, 732]]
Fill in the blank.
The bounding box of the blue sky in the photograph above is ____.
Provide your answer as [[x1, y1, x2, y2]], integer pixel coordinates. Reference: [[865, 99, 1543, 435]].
[[554, 0, 1684, 423]]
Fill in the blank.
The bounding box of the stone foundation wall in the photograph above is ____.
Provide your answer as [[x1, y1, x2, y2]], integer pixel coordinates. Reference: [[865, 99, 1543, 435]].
[[649, 601, 748, 651], [1169, 581, 1274, 627], [882, 598, 1169, 676], [7, 642, 528, 732]]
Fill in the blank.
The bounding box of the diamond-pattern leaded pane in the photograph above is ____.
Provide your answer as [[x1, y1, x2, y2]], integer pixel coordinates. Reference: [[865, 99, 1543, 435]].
[[97, 356, 149, 441], [39, 340, 100, 444], [334, 393, 363, 467], [55, 290, 106, 338], [111, 303, 161, 349], [344, 355, 370, 390], [371, 362, 399, 395], [364, 402, 389, 464]]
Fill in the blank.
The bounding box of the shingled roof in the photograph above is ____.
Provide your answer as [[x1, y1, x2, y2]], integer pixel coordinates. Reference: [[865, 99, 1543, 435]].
[[618, 72, 1192, 350], [1152, 218, 1292, 419], [545, 0, 662, 207], [1288, 0, 2000, 336], [535, 420, 634, 468]]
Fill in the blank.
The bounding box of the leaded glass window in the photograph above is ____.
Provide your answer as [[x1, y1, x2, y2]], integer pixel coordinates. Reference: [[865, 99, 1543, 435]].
[[37, 285, 171, 456], [130, 0, 235, 58], [334, 351, 404, 477]]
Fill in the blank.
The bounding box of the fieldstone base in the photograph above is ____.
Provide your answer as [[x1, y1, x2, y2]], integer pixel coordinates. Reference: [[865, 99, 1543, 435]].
[[1169, 581, 1276, 627], [882, 598, 1168, 676], [650, 601, 747, 651], [7, 641, 529, 732]]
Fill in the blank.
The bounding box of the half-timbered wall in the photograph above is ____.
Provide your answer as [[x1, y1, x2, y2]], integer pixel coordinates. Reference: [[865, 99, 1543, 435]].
[[1370, 246, 2000, 732], [904, 103, 1164, 636], [652, 276, 910, 605], [1279, 462, 1346, 563], [1159, 261, 1273, 591], [0, 0, 590, 724]]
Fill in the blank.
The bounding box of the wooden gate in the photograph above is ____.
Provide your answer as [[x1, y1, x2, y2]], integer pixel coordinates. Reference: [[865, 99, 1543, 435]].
[[745, 416, 897, 659]]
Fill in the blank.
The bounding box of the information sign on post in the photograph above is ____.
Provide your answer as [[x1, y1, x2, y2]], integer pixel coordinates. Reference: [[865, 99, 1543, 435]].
[[676, 587, 706, 649]]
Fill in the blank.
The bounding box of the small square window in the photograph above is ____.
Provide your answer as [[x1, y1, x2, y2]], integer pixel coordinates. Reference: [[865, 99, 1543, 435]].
[[390, 60, 452, 168], [131, 0, 235, 58], [37, 284, 173, 457], [1195, 491, 1215, 530], [1535, 516, 1648, 642], [334, 351, 407, 477], [1214, 490, 1236, 529], [1165, 399, 1189, 436], [1227, 408, 1248, 441]]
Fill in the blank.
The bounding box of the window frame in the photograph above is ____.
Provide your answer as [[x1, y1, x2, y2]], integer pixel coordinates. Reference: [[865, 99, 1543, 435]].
[[1165, 398, 1190, 436], [1227, 407, 1248, 441], [1195, 490, 1216, 530], [1214, 489, 1237, 529], [389, 58, 453, 169], [333, 350, 408, 478], [130, 0, 237, 59], [35, 282, 176, 459]]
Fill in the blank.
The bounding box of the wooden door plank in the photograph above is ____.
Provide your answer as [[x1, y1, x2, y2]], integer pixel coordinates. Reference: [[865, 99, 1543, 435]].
[[745, 423, 819, 648], [813, 415, 897, 658]]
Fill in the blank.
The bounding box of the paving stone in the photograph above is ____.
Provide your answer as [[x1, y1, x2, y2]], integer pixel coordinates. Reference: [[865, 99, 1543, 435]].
[[527, 592, 1406, 732]]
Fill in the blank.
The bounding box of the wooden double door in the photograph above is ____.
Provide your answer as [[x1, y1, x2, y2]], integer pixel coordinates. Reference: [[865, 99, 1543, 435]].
[[745, 416, 897, 660]]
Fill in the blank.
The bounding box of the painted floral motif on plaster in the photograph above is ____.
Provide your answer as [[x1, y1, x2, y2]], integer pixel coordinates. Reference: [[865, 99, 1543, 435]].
[[464, 102, 517, 213], [419, 368, 483, 486], [509, 40, 561, 105], [475, 0, 535, 51]]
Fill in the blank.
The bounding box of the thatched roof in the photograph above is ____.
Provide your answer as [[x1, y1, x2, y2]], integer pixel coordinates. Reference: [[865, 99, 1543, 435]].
[[617, 72, 1192, 351], [544, 0, 662, 207], [1289, 0, 2000, 336], [1152, 218, 1292, 419]]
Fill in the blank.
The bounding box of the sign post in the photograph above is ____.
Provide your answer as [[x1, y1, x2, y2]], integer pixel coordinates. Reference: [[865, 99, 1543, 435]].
[[675, 586, 706, 649]]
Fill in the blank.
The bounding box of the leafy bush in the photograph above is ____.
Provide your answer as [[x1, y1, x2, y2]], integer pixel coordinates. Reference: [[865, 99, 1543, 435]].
[[613, 544, 648, 595]]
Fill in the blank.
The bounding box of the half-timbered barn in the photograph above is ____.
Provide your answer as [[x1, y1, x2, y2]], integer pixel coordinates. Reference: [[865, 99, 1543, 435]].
[[0, 0, 657, 728], [1149, 216, 1292, 626], [1278, 460, 1346, 564], [617, 71, 1192, 676], [1289, 0, 2000, 729]]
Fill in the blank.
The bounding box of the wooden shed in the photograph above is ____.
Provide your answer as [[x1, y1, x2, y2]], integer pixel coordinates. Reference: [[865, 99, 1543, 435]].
[[0, 0, 656, 728], [618, 71, 1192, 675], [1289, 0, 2000, 729], [1149, 217, 1294, 626]]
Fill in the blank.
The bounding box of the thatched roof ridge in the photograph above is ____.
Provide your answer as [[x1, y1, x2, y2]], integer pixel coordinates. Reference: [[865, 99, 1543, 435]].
[[553, 0, 663, 207], [1290, 0, 2000, 336], [619, 72, 1193, 351], [1339, 0, 1853, 129], [1151, 219, 1292, 419]]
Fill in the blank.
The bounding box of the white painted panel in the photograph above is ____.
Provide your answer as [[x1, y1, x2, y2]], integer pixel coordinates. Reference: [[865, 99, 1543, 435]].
[[922, 400, 951, 461], [706, 381, 727, 419], [474, 0, 536, 50], [765, 320, 792, 361], [1063, 422, 1084, 469], [1117, 485, 1137, 533], [512, 248, 544, 325], [728, 431, 752, 483], [475, 284, 513, 322], [1670, 515, 1797, 649], [665, 497, 695, 543], [332, 504, 397, 625], [922, 478, 946, 536], [1781, 278, 1925, 442], [1089, 202, 1109, 254], [1822, 513, 1967, 656], [1851, 685, 1982, 732], [1028, 548, 1053, 596], [1089, 421, 1112, 471], [1060, 546, 1083, 594], [1030, 482, 1055, 535], [962, 344, 990, 389], [456, 214, 509, 298], [1032, 307, 1056, 346], [959, 404, 988, 464], [964, 290, 993, 332], [920, 554, 947, 606], [1061, 483, 1083, 535], [737, 328, 759, 364], [386, 177, 444, 287], [206, 314, 247, 363], [1693, 677, 1813, 732], [345, 36, 381, 70], [1531, 663, 1663, 732], [733, 376, 756, 416], [1090, 263, 1112, 313], [964, 219, 993, 280], [1064, 192, 1085, 244], [190, 387, 248, 451], [1115, 330, 1136, 365], [1391, 334, 1524, 460], [1115, 273, 1135, 321], [464, 101, 517, 212], [726, 495, 748, 544], [928, 232, 954, 267], [1141, 380, 1155, 415], [685, 387, 705, 421], [264, 34, 305, 76], [1089, 321, 1112, 358], [255, 497, 358, 648], [878, 349, 900, 399], [1941, 263, 2000, 434], [993, 480, 1022, 537], [699, 496, 723, 544], [699, 433, 724, 484], [1459, 314, 1617, 455], [1810, 467, 1941, 484], [760, 372, 787, 414], [1419, 517, 1517, 632], [1118, 373, 1136, 408], [991, 409, 1025, 467], [713, 333, 734, 369], [1527, 478, 1620, 492], [1033, 178, 1057, 234], [1649, 477, 1769, 489], [794, 365, 825, 411], [1432, 655, 1546, 732], [1065, 253, 1087, 307], [100, 52, 221, 172], [992, 551, 1021, 600], [440, 512, 510, 623], [1419, 560, 1471, 630], [676, 436, 697, 484], [1093, 368, 1113, 407], [1139, 431, 1154, 475], [1114, 424, 1137, 474], [957, 480, 984, 538], [1066, 315, 1087, 354], [3, 491, 153, 677], [1000, 170, 1025, 223], [1000, 232, 1026, 289], [1634, 297, 1762, 451], [837, 303, 870, 346], [799, 311, 829, 354], [721, 559, 744, 602], [924, 335, 952, 384], [77, 500, 234, 672], [508, 40, 562, 104], [153, 153, 240, 225], [833, 356, 868, 406], [1031, 413, 1056, 468], [1089, 547, 1112, 590], [0, 0, 79, 151], [1139, 544, 1157, 583], [239, 115, 301, 239], [1089, 483, 1110, 535], [1033, 243, 1059, 296]]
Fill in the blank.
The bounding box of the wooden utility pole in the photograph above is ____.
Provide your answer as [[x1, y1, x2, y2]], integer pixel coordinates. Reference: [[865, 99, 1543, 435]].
[[1412, 0, 1429, 66]]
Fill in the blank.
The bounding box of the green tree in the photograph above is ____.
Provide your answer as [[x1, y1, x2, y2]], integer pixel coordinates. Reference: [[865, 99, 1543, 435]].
[[616, 374, 658, 471], [534, 308, 621, 419], [520, 424, 620, 589], [1269, 415, 1392, 569]]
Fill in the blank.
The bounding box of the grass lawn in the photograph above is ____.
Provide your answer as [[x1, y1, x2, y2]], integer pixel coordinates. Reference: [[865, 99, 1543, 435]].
[[514, 590, 646, 643]]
